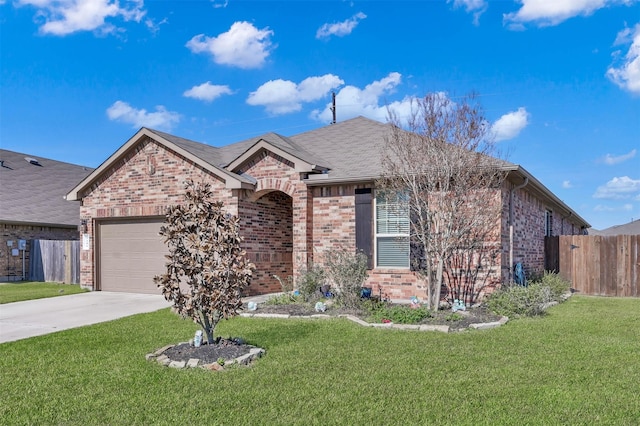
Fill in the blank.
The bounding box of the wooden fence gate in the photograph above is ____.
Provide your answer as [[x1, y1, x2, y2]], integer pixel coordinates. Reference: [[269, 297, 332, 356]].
[[29, 240, 80, 284], [545, 235, 639, 297]]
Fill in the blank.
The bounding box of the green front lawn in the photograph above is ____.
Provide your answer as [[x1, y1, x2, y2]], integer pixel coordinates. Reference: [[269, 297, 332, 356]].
[[1, 296, 639, 424], [0, 281, 88, 304]]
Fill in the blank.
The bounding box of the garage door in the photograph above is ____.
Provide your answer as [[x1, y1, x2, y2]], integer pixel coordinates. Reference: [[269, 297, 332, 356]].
[[98, 219, 167, 294]]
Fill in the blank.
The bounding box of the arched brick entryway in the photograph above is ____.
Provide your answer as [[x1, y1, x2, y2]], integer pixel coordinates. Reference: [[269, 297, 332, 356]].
[[239, 190, 293, 295]]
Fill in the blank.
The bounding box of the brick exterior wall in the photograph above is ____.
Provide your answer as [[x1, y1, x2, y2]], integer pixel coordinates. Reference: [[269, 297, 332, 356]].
[[236, 149, 312, 293], [309, 184, 429, 301], [78, 135, 586, 302], [79, 137, 233, 290], [0, 223, 78, 281], [501, 181, 585, 282], [239, 191, 293, 295]]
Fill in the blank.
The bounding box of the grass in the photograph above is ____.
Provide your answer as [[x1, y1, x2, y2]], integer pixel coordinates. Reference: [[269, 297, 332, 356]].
[[0, 281, 88, 304], [1, 295, 639, 424]]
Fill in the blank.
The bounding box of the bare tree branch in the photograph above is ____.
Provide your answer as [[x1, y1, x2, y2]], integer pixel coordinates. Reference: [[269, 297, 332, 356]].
[[379, 93, 507, 310]]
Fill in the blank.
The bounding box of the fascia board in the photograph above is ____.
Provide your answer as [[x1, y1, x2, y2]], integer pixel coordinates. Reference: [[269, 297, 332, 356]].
[[226, 140, 319, 173]]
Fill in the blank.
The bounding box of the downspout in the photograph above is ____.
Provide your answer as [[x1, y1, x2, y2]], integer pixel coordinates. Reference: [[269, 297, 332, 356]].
[[509, 177, 529, 283]]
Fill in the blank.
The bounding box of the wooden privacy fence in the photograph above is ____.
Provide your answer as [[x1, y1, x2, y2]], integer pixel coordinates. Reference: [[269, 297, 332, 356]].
[[545, 235, 639, 297], [29, 240, 80, 284]]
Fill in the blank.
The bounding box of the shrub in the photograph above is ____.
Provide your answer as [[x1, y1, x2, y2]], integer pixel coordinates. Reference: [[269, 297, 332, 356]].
[[297, 264, 327, 301], [324, 248, 369, 309], [536, 271, 571, 300], [366, 304, 432, 324], [487, 283, 552, 317]]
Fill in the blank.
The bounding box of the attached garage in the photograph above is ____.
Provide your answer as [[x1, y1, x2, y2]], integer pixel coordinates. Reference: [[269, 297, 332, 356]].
[[97, 218, 166, 294]]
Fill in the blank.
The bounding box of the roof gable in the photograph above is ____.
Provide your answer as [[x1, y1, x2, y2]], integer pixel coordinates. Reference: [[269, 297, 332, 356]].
[[66, 128, 253, 201], [225, 133, 329, 173]]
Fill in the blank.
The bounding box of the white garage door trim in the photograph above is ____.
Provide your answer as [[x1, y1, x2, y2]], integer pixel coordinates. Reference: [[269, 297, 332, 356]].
[[97, 218, 166, 294]]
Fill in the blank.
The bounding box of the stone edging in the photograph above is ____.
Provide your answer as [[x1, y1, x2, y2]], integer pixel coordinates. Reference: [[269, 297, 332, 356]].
[[239, 312, 509, 333], [146, 343, 265, 371]]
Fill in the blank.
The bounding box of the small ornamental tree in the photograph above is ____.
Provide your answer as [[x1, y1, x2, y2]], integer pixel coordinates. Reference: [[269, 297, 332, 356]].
[[154, 180, 255, 344], [380, 93, 506, 310]]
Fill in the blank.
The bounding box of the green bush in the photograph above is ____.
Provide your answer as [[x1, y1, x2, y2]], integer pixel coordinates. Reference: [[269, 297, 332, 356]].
[[487, 283, 552, 317], [536, 271, 571, 300], [488, 272, 571, 318], [325, 248, 369, 309], [297, 264, 326, 301], [366, 304, 432, 324]]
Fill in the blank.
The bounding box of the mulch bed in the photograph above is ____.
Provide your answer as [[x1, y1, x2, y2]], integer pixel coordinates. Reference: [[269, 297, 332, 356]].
[[163, 338, 252, 364], [160, 303, 502, 364], [248, 302, 503, 332]]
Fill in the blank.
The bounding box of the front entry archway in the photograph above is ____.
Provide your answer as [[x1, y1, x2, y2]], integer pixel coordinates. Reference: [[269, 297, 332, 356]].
[[239, 190, 293, 295]]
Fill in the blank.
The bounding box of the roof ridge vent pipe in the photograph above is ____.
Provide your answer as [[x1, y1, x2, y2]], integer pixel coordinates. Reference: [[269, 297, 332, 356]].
[[25, 157, 42, 166], [509, 177, 529, 284]]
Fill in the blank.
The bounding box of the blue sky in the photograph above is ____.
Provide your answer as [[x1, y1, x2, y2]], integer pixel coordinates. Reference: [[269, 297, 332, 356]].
[[1, 0, 638, 230]]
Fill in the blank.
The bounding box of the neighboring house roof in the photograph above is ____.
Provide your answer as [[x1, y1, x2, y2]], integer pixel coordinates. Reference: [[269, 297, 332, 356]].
[[588, 219, 640, 236], [0, 149, 93, 227], [65, 116, 590, 228]]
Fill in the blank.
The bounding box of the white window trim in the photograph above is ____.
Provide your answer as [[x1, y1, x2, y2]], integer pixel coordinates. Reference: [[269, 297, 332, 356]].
[[373, 193, 410, 269], [545, 209, 553, 237]]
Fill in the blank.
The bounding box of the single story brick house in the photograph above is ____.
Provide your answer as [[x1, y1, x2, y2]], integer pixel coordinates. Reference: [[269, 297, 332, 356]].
[[66, 117, 589, 298], [0, 149, 93, 281]]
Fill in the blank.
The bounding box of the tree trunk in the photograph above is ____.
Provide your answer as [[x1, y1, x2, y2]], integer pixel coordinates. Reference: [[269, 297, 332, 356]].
[[433, 257, 444, 311], [201, 314, 215, 345]]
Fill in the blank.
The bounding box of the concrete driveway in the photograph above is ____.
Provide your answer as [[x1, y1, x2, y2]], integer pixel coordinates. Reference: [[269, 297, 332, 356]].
[[0, 292, 171, 343]]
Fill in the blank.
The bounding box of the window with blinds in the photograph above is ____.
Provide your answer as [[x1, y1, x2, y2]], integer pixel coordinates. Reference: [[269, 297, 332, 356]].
[[375, 193, 410, 268]]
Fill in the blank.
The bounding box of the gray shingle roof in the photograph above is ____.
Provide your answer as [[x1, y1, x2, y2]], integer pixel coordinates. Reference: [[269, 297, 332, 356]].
[[288, 116, 390, 180], [147, 116, 390, 181], [589, 219, 640, 236], [141, 116, 587, 228], [0, 149, 93, 227]]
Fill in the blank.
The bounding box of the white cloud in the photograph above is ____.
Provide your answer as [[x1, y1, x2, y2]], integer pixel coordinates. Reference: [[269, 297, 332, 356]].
[[490, 107, 530, 141], [247, 74, 343, 115], [503, 0, 630, 28], [602, 148, 637, 165], [16, 0, 145, 36], [311, 72, 414, 123], [594, 203, 634, 211], [593, 176, 640, 199], [106, 100, 180, 130], [450, 0, 488, 25], [145, 16, 168, 35], [316, 12, 367, 39], [186, 21, 273, 69], [183, 82, 232, 103], [606, 23, 640, 94], [562, 180, 573, 189]]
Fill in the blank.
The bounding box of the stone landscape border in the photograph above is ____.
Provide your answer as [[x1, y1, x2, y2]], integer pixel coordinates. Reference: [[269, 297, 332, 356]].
[[239, 312, 509, 333], [148, 293, 572, 371], [147, 313, 508, 371], [146, 343, 265, 371]]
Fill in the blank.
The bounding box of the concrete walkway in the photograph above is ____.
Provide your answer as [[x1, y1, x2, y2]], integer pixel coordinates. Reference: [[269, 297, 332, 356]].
[[0, 292, 171, 344]]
